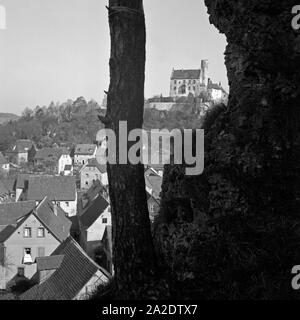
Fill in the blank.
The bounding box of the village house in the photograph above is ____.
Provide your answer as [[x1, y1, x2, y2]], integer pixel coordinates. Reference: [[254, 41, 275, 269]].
[[26, 176, 77, 217], [74, 144, 97, 166], [5, 139, 36, 165], [80, 158, 108, 190], [20, 237, 110, 300], [0, 198, 71, 289], [207, 79, 225, 102], [77, 183, 110, 259], [34, 147, 72, 175], [0, 152, 9, 174]]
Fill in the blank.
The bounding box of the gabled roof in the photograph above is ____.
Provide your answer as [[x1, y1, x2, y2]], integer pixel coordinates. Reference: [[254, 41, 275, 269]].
[[34, 147, 69, 162], [6, 140, 33, 154], [0, 198, 71, 243], [27, 176, 76, 201], [80, 158, 107, 174], [171, 69, 201, 80], [0, 201, 36, 228], [79, 194, 109, 229], [21, 237, 110, 300], [34, 197, 71, 242], [74, 144, 97, 156], [36, 255, 64, 271]]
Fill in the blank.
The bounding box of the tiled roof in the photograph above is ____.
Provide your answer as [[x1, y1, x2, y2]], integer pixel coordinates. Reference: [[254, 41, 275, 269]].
[[16, 174, 31, 190], [36, 255, 64, 271], [27, 176, 76, 201], [1, 178, 16, 193], [0, 198, 71, 243], [85, 158, 107, 174], [171, 69, 201, 80], [79, 194, 109, 229], [74, 144, 97, 156], [0, 152, 7, 165], [207, 82, 223, 90], [34, 197, 71, 242], [21, 237, 110, 300], [34, 147, 69, 162], [0, 201, 36, 228], [7, 140, 33, 154], [0, 181, 8, 197]]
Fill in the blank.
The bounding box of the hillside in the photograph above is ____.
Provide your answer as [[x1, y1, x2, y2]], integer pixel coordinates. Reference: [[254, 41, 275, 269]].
[[0, 113, 20, 125]]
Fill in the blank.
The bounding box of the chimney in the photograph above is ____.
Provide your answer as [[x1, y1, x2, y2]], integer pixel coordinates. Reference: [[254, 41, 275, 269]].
[[53, 202, 58, 216]]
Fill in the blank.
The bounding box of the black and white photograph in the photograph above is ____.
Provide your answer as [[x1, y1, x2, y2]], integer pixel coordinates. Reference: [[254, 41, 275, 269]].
[[0, 0, 299, 310]]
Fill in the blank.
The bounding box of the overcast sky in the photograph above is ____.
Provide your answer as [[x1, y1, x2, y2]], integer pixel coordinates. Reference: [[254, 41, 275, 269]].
[[0, 0, 228, 115]]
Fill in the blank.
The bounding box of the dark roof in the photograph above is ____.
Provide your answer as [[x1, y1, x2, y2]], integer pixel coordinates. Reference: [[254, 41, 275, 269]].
[[0, 152, 7, 165], [0, 181, 8, 197], [0, 201, 36, 227], [0, 215, 28, 242], [171, 69, 201, 80], [27, 176, 76, 201], [1, 178, 16, 193], [16, 174, 31, 190], [6, 140, 33, 154], [21, 237, 110, 300], [34, 197, 71, 242], [74, 144, 97, 156], [34, 148, 69, 162], [207, 82, 223, 90], [36, 255, 64, 271], [85, 158, 107, 174], [79, 194, 109, 229]]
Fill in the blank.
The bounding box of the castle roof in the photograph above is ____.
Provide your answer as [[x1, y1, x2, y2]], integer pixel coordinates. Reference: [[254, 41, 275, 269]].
[[171, 69, 201, 80]]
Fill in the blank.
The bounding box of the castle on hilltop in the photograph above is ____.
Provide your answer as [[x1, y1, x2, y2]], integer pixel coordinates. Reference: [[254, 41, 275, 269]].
[[170, 60, 227, 102]]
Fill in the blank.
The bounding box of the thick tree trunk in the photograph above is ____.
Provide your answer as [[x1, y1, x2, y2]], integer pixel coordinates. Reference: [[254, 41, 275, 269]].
[[105, 0, 158, 299]]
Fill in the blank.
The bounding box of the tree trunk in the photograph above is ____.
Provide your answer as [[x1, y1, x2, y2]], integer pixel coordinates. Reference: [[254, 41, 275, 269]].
[[105, 0, 158, 299]]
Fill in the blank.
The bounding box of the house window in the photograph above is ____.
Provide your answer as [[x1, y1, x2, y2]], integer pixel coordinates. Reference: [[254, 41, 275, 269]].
[[193, 80, 196, 84], [85, 181, 89, 186], [149, 204, 155, 213], [17, 267, 25, 277], [37, 247, 45, 257], [86, 173, 89, 178], [193, 86, 196, 91], [174, 80, 177, 84], [174, 87, 177, 91], [65, 202, 69, 207], [102, 218, 108, 224], [23, 248, 33, 265], [23, 227, 32, 238], [37, 227, 45, 238]]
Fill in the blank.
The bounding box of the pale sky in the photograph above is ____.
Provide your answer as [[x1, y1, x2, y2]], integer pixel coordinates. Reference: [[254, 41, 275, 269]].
[[0, 0, 228, 115]]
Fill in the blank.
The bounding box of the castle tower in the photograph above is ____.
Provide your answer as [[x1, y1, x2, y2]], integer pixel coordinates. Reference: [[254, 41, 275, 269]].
[[201, 60, 209, 86]]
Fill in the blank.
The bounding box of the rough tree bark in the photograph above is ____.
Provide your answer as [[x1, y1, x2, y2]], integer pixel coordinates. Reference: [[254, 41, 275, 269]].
[[104, 0, 160, 299]]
